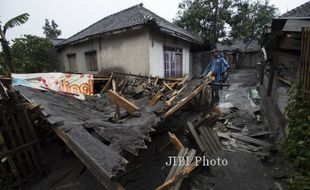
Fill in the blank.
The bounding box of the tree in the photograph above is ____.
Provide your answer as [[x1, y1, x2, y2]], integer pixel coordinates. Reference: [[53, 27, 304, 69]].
[[0, 13, 29, 74], [174, 0, 234, 45], [229, 0, 278, 51], [42, 19, 61, 39], [11, 35, 57, 73]]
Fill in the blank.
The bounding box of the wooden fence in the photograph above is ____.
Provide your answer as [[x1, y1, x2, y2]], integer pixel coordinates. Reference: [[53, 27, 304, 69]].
[[300, 27, 310, 105], [0, 82, 46, 189]]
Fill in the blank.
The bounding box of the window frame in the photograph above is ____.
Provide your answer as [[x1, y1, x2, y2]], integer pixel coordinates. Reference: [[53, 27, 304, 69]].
[[85, 50, 98, 72]]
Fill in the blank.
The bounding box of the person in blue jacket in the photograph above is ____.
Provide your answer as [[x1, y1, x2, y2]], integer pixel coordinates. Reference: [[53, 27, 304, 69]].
[[202, 49, 230, 101], [202, 49, 230, 83]]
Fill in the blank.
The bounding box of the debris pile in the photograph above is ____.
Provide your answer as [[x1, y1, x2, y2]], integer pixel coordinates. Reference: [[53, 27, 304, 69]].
[[3, 72, 215, 189], [214, 88, 275, 159]]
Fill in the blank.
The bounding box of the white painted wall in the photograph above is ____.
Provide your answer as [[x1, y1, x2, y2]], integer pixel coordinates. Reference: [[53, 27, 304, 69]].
[[149, 33, 191, 78]]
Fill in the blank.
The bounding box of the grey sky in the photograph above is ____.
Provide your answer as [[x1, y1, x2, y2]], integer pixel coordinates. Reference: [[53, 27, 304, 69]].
[[0, 0, 308, 41]]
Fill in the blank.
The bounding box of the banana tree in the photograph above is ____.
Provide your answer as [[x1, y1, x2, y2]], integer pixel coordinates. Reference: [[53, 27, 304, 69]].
[[0, 13, 29, 75]]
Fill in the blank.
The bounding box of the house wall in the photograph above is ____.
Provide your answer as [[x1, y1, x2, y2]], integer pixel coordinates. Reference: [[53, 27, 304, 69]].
[[59, 28, 149, 75], [59, 28, 194, 78], [240, 52, 260, 68], [148, 32, 191, 78]]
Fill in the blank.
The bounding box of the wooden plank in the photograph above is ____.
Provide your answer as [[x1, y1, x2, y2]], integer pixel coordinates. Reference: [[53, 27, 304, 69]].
[[21, 108, 46, 176], [100, 73, 113, 93], [0, 139, 39, 159], [108, 90, 140, 114], [112, 79, 117, 92], [205, 127, 222, 151], [171, 149, 196, 190], [166, 148, 188, 180], [163, 82, 173, 91], [154, 76, 159, 86], [277, 76, 292, 86], [198, 127, 217, 155], [163, 79, 211, 119], [149, 90, 164, 106], [230, 133, 273, 147], [187, 122, 205, 152], [156, 160, 199, 190], [198, 134, 211, 158], [168, 132, 184, 151]]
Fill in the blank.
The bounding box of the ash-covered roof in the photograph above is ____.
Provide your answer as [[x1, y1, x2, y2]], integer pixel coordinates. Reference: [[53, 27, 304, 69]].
[[50, 38, 66, 46], [281, 1, 310, 18], [217, 40, 260, 52], [57, 3, 201, 46]]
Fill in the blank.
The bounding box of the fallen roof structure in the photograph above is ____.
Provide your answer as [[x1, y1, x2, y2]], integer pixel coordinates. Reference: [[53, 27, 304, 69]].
[[8, 72, 214, 189]]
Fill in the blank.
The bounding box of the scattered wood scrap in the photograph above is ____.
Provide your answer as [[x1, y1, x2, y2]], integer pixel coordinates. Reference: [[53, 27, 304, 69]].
[[168, 132, 184, 151], [100, 72, 114, 93], [277, 76, 292, 86], [163, 79, 212, 119], [108, 90, 140, 114], [230, 133, 273, 147], [187, 121, 222, 157], [156, 153, 198, 190]]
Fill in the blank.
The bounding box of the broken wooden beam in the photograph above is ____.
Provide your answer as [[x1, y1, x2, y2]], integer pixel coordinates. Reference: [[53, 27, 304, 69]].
[[230, 133, 273, 147], [277, 76, 292, 86], [156, 158, 199, 190], [100, 73, 114, 93], [108, 90, 140, 114], [168, 132, 184, 151], [163, 79, 211, 119], [163, 81, 173, 91]]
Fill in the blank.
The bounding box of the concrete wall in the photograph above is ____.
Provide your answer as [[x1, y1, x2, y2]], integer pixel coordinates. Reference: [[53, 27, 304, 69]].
[[59, 28, 149, 75], [148, 32, 191, 78], [59, 27, 193, 77]]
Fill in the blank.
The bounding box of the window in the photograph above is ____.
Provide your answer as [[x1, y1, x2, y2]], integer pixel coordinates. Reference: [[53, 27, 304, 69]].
[[164, 47, 182, 78], [85, 51, 98, 71], [67, 53, 77, 72]]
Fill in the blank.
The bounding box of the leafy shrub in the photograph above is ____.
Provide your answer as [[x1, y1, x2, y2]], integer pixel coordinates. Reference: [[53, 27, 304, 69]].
[[283, 84, 310, 189]]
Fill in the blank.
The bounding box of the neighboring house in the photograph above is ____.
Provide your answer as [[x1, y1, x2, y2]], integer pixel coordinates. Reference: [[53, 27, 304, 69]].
[[260, 1, 310, 139], [217, 40, 260, 68], [56, 3, 201, 78]]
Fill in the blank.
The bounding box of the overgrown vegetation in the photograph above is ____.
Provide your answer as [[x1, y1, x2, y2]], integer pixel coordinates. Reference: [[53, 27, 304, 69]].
[[284, 84, 310, 189], [0, 13, 30, 74], [11, 35, 58, 73]]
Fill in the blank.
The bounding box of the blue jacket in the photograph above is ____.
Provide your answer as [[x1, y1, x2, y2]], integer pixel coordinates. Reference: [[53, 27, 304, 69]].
[[202, 54, 230, 82]]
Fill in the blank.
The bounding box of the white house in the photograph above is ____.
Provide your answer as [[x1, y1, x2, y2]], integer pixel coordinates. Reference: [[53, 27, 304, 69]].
[[56, 3, 202, 78]]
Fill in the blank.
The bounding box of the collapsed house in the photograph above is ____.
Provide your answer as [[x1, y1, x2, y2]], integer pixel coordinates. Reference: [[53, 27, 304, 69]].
[[260, 1, 310, 139], [0, 72, 221, 189]]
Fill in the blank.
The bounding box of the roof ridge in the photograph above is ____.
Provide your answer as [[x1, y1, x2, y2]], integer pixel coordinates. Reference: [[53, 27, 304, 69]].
[[138, 6, 200, 38], [281, 0, 310, 17], [58, 3, 144, 46]]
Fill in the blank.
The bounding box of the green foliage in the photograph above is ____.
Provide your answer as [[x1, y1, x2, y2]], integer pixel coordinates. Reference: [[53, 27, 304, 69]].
[[42, 19, 61, 39], [2, 13, 29, 35], [283, 84, 310, 189], [229, 0, 278, 50], [174, 0, 233, 44], [0, 13, 30, 74], [174, 0, 278, 46], [11, 35, 57, 73]]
